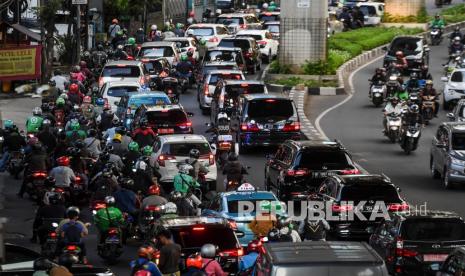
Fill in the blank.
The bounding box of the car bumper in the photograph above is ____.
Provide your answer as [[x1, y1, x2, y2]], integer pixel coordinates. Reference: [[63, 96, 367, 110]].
[[331, 222, 379, 239], [260, 48, 271, 57], [444, 89, 465, 102], [448, 163, 465, 182], [397, 260, 446, 275], [239, 131, 302, 147], [200, 95, 213, 108]]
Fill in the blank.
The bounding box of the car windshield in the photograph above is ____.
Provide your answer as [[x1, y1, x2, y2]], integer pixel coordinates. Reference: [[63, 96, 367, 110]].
[[106, 86, 139, 97], [452, 132, 465, 150], [401, 219, 465, 241], [172, 227, 237, 250], [169, 40, 190, 48], [247, 99, 294, 119], [140, 47, 174, 57], [144, 61, 164, 73], [236, 34, 262, 41], [209, 73, 243, 85], [265, 25, 279, 33], [217, 17, 243, 25], [146, 109, 187, 125], [226, 84, 265, 95], [389, 38, 422, 56], [451, 71, 465, 82], [190, 27, 214, 36], [218, 39, 251, 51], [260, 14, 279, 22], [206, 50, 242, 63], [227, 198, 276, 213], [102, 66, 140, 78], [128, 96, 170, 108], [296, 150, 351, 170], [161, 142, 211, 156], [340, 185, 401, 202]]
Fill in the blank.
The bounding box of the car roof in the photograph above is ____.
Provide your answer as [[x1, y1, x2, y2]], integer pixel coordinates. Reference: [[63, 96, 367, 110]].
[[206, 69, 244, 75], [160, 216, 230, 228], [264, 21, 280, 25], [333, 174, 392, 186], [145, 104, 183, 111], [159, 134, 208, 143], [224, 80, 264, 85], [105, 60, 143, 66], [208, 47, 243, 52], [236, 30, 267, 35], [164, 37, 193, 41], [243, 93, 289, 100], [218, 13, 250, 18], [394, 210, 462, 220], [260, 11, 280, 15], [262, 241, 384, 265], [128, 92, 168, 98], [441, 121, 465, 132], [287, 139, 346, 150], [223, 36, 255, 41], [222, 190, 278, 199], [204, 61, 238, 66], [105, 81, 141, 87], [188, 23, 225, 28], [140, 41, 176, 47]]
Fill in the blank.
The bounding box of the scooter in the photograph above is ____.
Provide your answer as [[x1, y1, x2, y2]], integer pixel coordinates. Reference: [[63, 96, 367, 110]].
[[370, 81, 386, 107], [7, 150, 24, 179], [430, 27, 442, 46], [385, 113, 402, 143], [400, 124, 421, 155], [25, 171, 48, 201], [162, 77, 180, 104], [97, 227, 123, 264], [40, 220, 60, 259], [421, 95, 438, 125]]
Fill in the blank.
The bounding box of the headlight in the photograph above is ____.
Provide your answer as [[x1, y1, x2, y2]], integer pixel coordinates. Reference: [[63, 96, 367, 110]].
[[451, 157, 465, 166]]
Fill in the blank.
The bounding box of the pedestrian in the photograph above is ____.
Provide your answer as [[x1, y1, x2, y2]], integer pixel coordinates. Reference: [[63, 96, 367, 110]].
[[108, 18, 121, 40], [156, 229, 181, 276]]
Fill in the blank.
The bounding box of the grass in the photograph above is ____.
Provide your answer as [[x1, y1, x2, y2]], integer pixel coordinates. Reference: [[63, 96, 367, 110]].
[[441, 4, 465, 23]]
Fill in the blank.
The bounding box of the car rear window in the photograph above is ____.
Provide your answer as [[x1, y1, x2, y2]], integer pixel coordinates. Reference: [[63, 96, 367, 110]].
[[162, 142, 211, 156], [401, 219, 465, 241], [128, 96, 170, 107], [146, 109, 187, 124], [217, 17, 244, 25], [106, 86, 139, 97], [205, 50, 242, 63], [102, 66, 140, 78], [389, 38, 422, 56], [296, 150, 351, 170], [171, 40, 190, 48], [226, 84, 265, 95], [452, 133, 465, 150], [204, 65, 238, 73], [218, 39, 251, 51], [209, 73, 243, 85], [451, 71, 465, 82], [172, 227, 237, 250], [236, 34, 263, 41], [265, 25, 279, 33], [340, 185, 401, 202], [227, 198, 276, 213], [140, 47, 174, 58], [190, 27, 214, 36], [247, 99, 294, 119], [259, 14, 279, 22], [144, 61, 164, 72]]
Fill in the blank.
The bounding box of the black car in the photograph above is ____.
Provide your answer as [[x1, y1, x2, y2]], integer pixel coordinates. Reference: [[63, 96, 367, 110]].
[[133, 104, 193, 135], [238, 94, 301, 152], [217, 37, 262, 74], [314, 174, 408, 240], [202, 47, 247, 73], [141, 57, 171, 90], [383, 35, 429, 70], [369, 210, 465, 275], [265, 140, 360, 201], [438, 246, 465, 275]]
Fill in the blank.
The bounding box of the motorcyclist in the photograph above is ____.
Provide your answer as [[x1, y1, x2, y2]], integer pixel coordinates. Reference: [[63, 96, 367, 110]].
[[41, 103, 56, 126], [135, 28, 146, 44], [65, 120, 87, 143], [197, 38, 208, 61], [222, 153, 247, 187], [37, 119, 57, 154], [43, 80, 61, 103], [132, 118, 157, 148], [351, 6, 364, 28], [200, 244, 226, 276], [369, 68, 386, 97], [50, 69, 68, 92], [103, 117, 122, 145], [31, 192, 66, 244], [419, 64, 433, 80], [81, 96, 97, 121], [94, 196, 124, 245], [0, 122, 25, 172], [174, 23, 185, 37], [26, 107, 44, 135], [394, 51, 408, 71], [238, 240, 261, 274], [186, 149, 209, 182], [79, 61, 93, 81], [112, 30, 126, 49], [91, 44, 108, 69], [176, 54, 193, 79], [393, 78, 409, 101], [383, 97, 404, 134], [404, 103, 422, 127], [105, 145, 125, 172], [338, 7, 352, 30], [298, 207, 330, 241], [18, 139, 48, 198], [67, 83, 84, 105], [141, 184, 167, 210], [70, 65, 86, 84], [148, 25, 162, 42], [449, 36, 464, 55], [170, 191, 195, 216], [130, 245, 162, 276], [125, 37, 137, 57], [173, 164, 201, 209], [430, 14, 445, 34], [50, 156, 76, 188], [53, 97, 70, 123], [113, 178, 139, 221], [133, 159, 155, 194], [404, 72, 421, 92], [107, 133, 126, 157], [451, 26, 463, 41], [56, 206, 89, 263], [97, 105, 118, 132], [123, 141, 141, 175], [83, 129, 101, 159], [184, 253, 205, 276], [420, 80, 440, 117], [113, 44, 129, 60]]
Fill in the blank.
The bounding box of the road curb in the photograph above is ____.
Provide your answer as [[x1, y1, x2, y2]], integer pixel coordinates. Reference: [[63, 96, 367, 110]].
[[289, 87, 325, 140]]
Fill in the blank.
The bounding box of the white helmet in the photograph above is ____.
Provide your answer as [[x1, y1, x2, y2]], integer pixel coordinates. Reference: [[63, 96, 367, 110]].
[[262, 3, 269, 9], [454, 36, 461, 42], [217, 112, 229, 121], [33, 107, 42, 116], [156, 31, 162, 36], [187, 17, 194, 24], [137, 160, 147, 171], [163, 202, 177, 214], [165, 21, 171, 27], [178, 163, 193, 174], [216, 9, 222, 15], [151, 24, 157, 31]]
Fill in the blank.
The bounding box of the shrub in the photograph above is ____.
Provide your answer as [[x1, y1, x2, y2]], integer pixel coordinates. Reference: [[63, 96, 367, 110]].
[[268, 60, 291, 74]]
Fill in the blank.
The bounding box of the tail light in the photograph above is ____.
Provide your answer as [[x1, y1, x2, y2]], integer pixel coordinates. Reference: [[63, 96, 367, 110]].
[[219, 141, 232, 150], [220, 248, 244, 257], [108, 228, 119, 235], [94, 202, 107, 210], [388, 202, 410, 212], [49, 232, 57, 238], [98, 77, 104, 87], [67, 245, 77, 251], [157, 154, 175, 166], [209, 37, 219, 43], [395, 237, 418, 257], [145, 205, 161, 211], [74, 176, 81, 183], [33, 172, 47, 178], [241, 123, 260, 132], [55, 188, 64, 193], [341, 169, 361, 175], [127, 55, 135, 60], [282, 122, 300, 132], [177, 121, 192, 128], [286, 169, 308, 176], [240, 24, 247, 29], [201, 154, 215, 165], [332, 203, 354, 212], [167, 89, 173, 94], [193, 227, 205, 231], [204, 84, 210, 96]]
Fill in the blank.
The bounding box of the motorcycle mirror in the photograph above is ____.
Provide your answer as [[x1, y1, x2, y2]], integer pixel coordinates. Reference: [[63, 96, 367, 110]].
[[52, 222, 58, 227], [235, 231, 245, 238]]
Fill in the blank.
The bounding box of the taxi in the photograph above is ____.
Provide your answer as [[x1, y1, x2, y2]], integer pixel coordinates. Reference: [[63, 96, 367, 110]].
[[201, 183, 285, 246]]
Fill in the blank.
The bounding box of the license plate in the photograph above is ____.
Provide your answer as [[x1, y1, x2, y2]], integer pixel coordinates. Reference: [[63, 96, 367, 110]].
[[218, 135, 233, 142], [158, 128, 174, 134], [424, 254, 448, 262], [218, 125, 229, 132], [311, 171, 336, 178]]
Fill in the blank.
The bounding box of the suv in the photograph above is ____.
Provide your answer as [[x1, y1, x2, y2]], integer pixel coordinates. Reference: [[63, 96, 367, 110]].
[[370, 211, 465, 275], [383, 36, 429, 70], [314, 174, 408, 239], [216, 13, 261, 33], [99, 81, 141, 112], [186, 24, 231, 48], [442, 69, 465, 110], [156, 217, 243, 273], [236, 29, 279, 63], [263, 21, 280, 40], [447, 99, 465, 122], [133, 104, 193, 135], [153, 134, 217, 189], [196, 61, 239, 84], [265, 140, 359, 201], [99, 60, 148, 88], [202, 47, 247, 73], [255, 241, 389, 276], [238, 94, 301, 152], [137, 41, 180, 66], [438, 247, 465, 275], [430, 122, 465, 189], [218, 37, 262, 74]]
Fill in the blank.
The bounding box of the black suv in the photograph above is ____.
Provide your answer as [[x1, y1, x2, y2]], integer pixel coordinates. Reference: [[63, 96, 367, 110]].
[[265, 140, 359, 201], [313, 174, 408, 240], [369, 210, 465, 275], [218, 37, 262, 74], [133, 104, 193, 135], [383, 36, 429, 70], [438, 247, 465, 275], [202, 47, 247, 73]]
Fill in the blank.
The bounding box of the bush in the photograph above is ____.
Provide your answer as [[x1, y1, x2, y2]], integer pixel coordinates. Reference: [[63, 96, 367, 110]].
[[441, 4, 465, 23], [268, 60, 291, 74]]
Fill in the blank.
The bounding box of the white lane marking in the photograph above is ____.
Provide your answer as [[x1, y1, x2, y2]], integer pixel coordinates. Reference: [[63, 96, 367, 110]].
[[314, 55, 384, 139]]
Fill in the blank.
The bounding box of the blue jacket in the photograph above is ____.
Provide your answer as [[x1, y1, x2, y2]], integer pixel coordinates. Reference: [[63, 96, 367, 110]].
[[113, 188, 137, 214], [130, 258, 162, 276], [239, 252, 258, 274]]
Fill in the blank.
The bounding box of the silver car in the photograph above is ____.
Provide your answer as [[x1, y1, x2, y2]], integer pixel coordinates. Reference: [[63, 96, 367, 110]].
[[99, 60, 148, 88], [137, 41, 180, 66]]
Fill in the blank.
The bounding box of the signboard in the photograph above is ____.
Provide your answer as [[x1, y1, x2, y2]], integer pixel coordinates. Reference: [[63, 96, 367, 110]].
[[297, 0, 310, 8], [0, 46, 41, 81], [72, 0, 87, 4]]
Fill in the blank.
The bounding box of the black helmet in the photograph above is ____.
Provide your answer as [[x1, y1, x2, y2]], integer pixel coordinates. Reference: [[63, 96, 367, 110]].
[[87, 128, 97, 137], [58, 253, 79, 269], [100, 152, 110, 162], [48, 193, 61, 205], [228, 152, 238, 161], [45, 176, 56, 188], [102, 167, 112, 178], [48, 79, 56, 87], [189, 148, 200, 159], [410, 72, 418, 79], [54, 69, 62, 76], [105, 145, 114, 153], [187, 51, 193, 57], [119, 177, 134, 189], [97, 44, 104, 51], [41, 102, 50, 112], [66, 206, 80, 218], [116, 126, 127, 134]]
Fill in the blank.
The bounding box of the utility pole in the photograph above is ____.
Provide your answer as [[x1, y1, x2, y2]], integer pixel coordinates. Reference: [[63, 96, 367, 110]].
[[76, 4, 81, 63], [143, 0, 148, 31]]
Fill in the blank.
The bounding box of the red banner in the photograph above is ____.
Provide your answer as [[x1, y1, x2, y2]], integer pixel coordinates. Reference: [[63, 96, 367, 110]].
[[0, 45, 42, 81]]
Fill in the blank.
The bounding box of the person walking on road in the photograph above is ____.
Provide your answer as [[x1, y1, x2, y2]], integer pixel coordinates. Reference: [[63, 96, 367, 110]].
[[156, 229, 181, 276]]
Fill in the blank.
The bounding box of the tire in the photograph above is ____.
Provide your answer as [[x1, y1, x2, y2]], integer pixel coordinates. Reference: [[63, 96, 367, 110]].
[[444, 168, 454, 189], [430, 158, 441, 179]]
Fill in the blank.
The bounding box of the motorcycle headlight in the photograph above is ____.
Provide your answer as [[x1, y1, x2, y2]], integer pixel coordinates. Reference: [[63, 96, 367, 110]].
[[451, 157, 465, 166]]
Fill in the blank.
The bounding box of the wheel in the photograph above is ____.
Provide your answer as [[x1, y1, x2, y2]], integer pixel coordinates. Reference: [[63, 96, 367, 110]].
[[430, 158, 441, 179], [444, 168, 454, 189]]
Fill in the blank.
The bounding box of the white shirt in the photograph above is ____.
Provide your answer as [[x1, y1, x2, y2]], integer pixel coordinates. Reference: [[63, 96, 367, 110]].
[[51, 75, 68, 91]]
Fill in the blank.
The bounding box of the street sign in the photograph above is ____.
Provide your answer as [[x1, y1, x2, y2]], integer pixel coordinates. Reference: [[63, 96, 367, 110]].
[[297, 0, 310, 8], [72, 0, 87, 4]]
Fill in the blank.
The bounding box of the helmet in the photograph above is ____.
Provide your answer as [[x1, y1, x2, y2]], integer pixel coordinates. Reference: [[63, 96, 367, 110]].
[[112, 18, 118, 24], [58, 253, 79, 269], [176, 23, 183, 29], [200, 244, 217, 258], [137, 160, 148, 171], [186, 29, 194, 36], [151, 24, 157, 31], [48, 192, 61, 205], [409, 104, 420, 113], [179, 163, 193, 174], [180, 54, 188, 62], [228, 152, 238, 161], [79, 61, 87, 68], [83, 96, 91, 104], [187, 51, 193, 57], [128, 141, 140, 152], [395, 51, 404, 58], [148, 184, 161, 195], [128, 37, 136, 45], [410, 72, 418, 79], [163, 202, 178, 214], [262, 3, 269, 9], [426, 79, 434, 86], [69, 83, 79, 93], [104, 196, 116, 205], [55, 97, 65, 107], [170, 191, 182, 200], [66, 206, 80, 217], [189, 148, 200, 159], [54, 69, 62, 76], [216, 9, 222, 15], [217, 112, 229, 121], [42, 119, 51, 127], [111, 117, 120, 125], [28, 136, 39, 146], [247, 239, 262, 253], [435, 13, 440, 18], [48, 79, 56, 87], [97, 44, 104, 51], [186, 254, 203, 269], [165, 21, 171, 27], [96, 98, 105, 106], [116, 126, 127, 134], [142, 145, 153, 156], [70, 121, 80, 131], [117, 44, 124, 50], [113, 133, 122, 142], [391, 96, 399, 103], [138, 245, 155, 258], [87, 129, 97, 137], [57, 156, 70, 166], [33, 107, 42, 116], [4, 119, 14, 130], [199, 38, 207, 46], [59, 93, 68, 100], [454, 36, 461, 42]]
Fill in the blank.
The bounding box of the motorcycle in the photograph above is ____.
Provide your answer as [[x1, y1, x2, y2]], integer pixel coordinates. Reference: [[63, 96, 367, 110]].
[[385, 113, 402, 143], [370, 81, 386, 107], [400, 123, 421, 155], [215, 134, 234, 168], [97, 227, 123, 264], [53, 109, 65, 132], [139, 205, 163, 239], [25, 171, 48, 201], [162, 77, 180, 104], [60, 243, 83, 263], [408, 90, 421, 106], [430, 27, 442, 46], [40, 220, 60, 259], [7, 150, 24, 179], [421, 95, 437, 125]]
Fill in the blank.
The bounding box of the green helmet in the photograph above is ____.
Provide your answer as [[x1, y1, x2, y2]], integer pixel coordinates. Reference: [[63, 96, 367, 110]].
[[117, 30, 123, 36], [180, 54, 188, 62], [56, 97, 65, 106], [176, 23, 184, 29], [70, 121, 80, 131], [3, 119, 14, 129], [128, 141, 139, 152], [128, 37, 136, 45], [199, 38, 207, 46], [142, 145, 153, 156], [268, 6, 275, 11]]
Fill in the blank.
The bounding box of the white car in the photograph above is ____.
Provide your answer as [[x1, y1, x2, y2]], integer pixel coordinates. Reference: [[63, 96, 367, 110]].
[[442, 69, 465, 110], [99, 60, 148, 88], [236, 30, 279, 63], [99, 81, 141, 112], [137, 41, 181, 66], [164, 37, 199, 60], [216, 13, 262, 33], [357, 2, 384, 26], [186, 23, 231, 48], [153, 134, 218, 187]]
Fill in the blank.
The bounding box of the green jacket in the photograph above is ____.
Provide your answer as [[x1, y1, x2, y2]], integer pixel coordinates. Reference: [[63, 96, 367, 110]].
[[65, 130, 87, 140], [173, 173, 199, 194], [26, 116, 44, 134], [431, 19, 445, 28], [94, 207, 124, 232], [395, 90, 409, 101]]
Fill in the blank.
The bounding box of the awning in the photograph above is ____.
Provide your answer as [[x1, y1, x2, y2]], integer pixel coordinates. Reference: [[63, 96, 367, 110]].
[[3, 21, 41, 42]]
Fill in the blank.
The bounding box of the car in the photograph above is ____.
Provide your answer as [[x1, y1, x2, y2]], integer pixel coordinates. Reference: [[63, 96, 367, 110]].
[[430, 122, 465, 189], [238, 94, 301, 152], [164, 37, 199, 60], [137, 41, 180, 66], [263, 21, 280, 40], [357, 2, 384, 26], [99, 81, 141, 112], [216, 13, 262, 33], [202, 47, 247, 72], [265, 140, 360, 201], [313, 174, 408, 240], [370, 210, 465, 275], [186, 23, 231, 48], [140, 57, 172, 89], [216, 0, 234, 13], [201, 183, 285, 246], [236, 29, 279, 63], [217, 37, 262, 74], [383, 35, 429, 70], [221, 80, 269, 96], [195, 60, 239, 84], [152, 134, 217, 187], [255, 241, 389, 276], [116, 92, 171, 126], [99, 60, 149, 88], [442, 69, 465, 110], [156, 216, 243, 273], [258, 11, 280, 23], [438, 246, 465, 275], [198, 69, 245, 114], [133, 104, 193, 135], [447, 99, 465, 121]]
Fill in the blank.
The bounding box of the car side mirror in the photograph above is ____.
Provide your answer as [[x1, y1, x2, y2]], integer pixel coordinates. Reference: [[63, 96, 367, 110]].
[[447, 113, 456, 120], [441, 76, 449, 82], [114, 101, 119, 105], [235, 231, 245, 238], [424, 47, 430, 52]]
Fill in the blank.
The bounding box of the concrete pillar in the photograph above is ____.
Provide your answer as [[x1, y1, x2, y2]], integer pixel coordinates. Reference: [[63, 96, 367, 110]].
[[385, 0, 425, 17], [279, 0, 327, 67]]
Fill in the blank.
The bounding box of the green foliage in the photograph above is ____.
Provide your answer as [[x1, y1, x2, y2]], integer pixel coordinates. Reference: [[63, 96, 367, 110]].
[[57, 34, 75, 65], [301, 49, 352, 75], [269, 60, 291, 74], [441, 4, 465, 23]]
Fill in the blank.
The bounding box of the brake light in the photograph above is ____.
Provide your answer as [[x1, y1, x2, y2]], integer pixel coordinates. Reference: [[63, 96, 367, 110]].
[[340, 169, 361, 175], [258, 41, 267, 46], [265, 12, 272, 16], [286, 169, 308, 176], [33, 172, 47, 178], [204, 84, 210, 96], [157, 154, 175, 166], [108, 228, 119, 235], [145, 205, 161, 211], [49, 232, 57, 238], [74, 176, 81, 182], [241, 123, 260, 132], [201, 153, 215, 165], [388, 203, 410, 212], [55, 187, 64, 193], [177, 121, 192, 128], [141, 58, 149, 63], [332, 204, 354, 212], [240, 24, 247, 29], [395, 237, 417, 257], [67, 245, 77, 251], [282, 122, 300, 132], [116, 64, 126, 67], [193, 227, 205, 231], [127, 55, 135, 60], [240, 83, 249, 87], [209, 37, 219, 43], [220, 248, 244, 257], [219, 141, 232, 150]]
